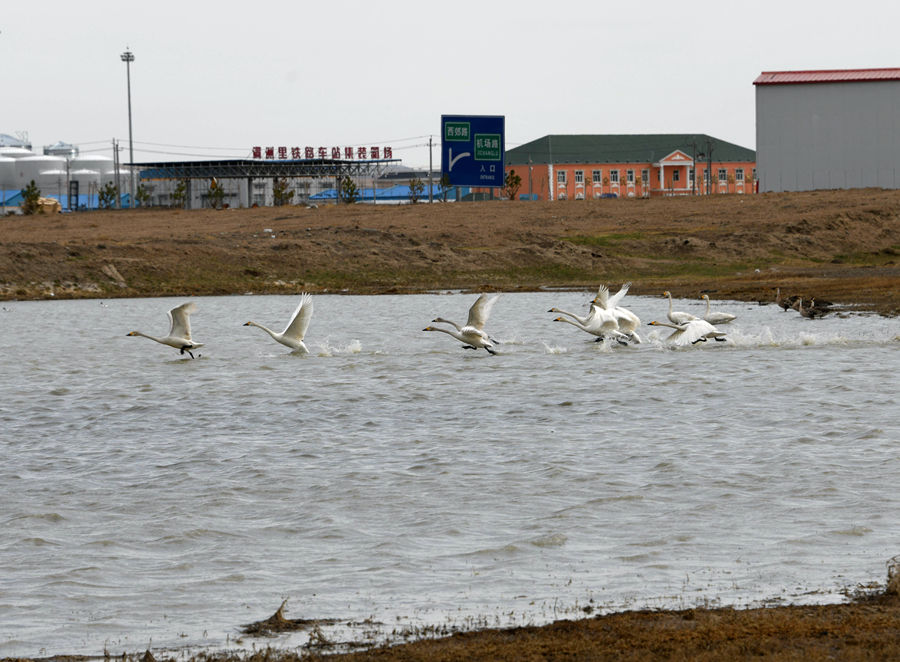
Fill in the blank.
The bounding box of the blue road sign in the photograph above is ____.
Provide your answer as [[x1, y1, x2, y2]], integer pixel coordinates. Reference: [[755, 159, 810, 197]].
[[441, 115, 505, 187]]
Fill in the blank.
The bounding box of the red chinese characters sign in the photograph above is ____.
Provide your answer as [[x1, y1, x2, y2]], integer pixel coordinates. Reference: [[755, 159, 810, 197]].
[[251, 146, 394, 160]]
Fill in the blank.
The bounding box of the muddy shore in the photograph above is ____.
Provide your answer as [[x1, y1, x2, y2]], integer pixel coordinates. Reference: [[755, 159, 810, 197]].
[[2, 188, 899, 315]]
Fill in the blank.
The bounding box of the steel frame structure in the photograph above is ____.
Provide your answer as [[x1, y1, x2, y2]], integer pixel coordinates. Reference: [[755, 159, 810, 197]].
[[137, 158, 398, 181]]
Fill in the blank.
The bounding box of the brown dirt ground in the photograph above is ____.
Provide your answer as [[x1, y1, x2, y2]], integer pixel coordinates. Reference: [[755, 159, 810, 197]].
[[2, 187, 899, 314], [3, 189, 900, 662]]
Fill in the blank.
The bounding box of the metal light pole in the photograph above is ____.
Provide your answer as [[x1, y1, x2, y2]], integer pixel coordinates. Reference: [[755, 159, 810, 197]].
[[120, 48, 135, 207]]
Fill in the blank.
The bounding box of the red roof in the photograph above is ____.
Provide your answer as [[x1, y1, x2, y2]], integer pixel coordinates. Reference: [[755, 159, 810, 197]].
[[754, 68, 900, 85]]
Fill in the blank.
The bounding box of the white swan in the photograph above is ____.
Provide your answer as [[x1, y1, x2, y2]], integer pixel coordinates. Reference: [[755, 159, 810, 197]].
[[425, 293, 500, 354], [127, 302, 203, 358], [663, 290, 698, 325], [649, 319, 727, 346], [243, 292, 314, 353], [423, 324, 497, 354], [592, 283, 642, 343], [552, 301, 628, 344], [700, 294, 736, 324]]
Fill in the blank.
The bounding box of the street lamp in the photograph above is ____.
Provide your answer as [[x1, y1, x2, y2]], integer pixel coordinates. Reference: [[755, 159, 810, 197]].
[[120, 48, 135, 207]]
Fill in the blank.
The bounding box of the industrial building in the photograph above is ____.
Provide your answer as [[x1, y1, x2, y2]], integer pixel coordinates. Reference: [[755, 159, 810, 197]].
[[504, 134, 756, 200], [755, 67, 900, 192], [1, 134, 127, 211]]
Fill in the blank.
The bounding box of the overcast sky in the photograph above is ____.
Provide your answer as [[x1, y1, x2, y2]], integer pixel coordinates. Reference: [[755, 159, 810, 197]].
[[3, 0, 898, 168]]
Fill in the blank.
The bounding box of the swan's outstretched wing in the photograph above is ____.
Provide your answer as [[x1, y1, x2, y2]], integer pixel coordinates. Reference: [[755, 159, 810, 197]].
[[168, 302, 197, 340], [282, 293, 314, 341], [466, 294, 499, 330], [607, 282, 631, 309], [593, 285, 610, 309], [674, 320, 721, 345]]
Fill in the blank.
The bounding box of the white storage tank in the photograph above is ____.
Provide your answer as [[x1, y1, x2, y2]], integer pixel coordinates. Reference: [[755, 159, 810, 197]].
[[71, 154, 114, 174], [71, 168, 102, 191], [39, 169, 67, 195], [0, 146, 35, 160], [15, 155, 66, 188], [0, 156, 17, 190]]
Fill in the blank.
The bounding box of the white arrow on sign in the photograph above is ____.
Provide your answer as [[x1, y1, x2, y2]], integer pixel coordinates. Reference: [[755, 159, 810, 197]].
[[448, 148, 470, 172]]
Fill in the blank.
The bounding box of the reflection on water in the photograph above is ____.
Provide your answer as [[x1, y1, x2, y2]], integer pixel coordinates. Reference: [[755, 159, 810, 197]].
[[0, 292, 898, 657]]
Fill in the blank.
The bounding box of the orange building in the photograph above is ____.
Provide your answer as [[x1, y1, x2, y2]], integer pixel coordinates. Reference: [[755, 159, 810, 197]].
[[503, 134, 756, 200]]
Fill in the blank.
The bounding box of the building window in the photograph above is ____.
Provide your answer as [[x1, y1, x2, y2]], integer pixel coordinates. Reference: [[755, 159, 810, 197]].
[[718, 168, 727, 183], [641, 169, 649, 185], [736, 168, 744, 182], [557, 170, 567, 184], [672, 169, 680, 183], [574, 170, 584, 184], [752, 168, 757, 181], [626, 169, 635, 184], [610, 169, 619, 184], [592, 169, 602, 184], [689, 168, 695, 183]]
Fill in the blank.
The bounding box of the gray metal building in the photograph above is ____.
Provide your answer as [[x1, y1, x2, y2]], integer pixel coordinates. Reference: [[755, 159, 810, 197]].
[[755, 67, 900, 192]]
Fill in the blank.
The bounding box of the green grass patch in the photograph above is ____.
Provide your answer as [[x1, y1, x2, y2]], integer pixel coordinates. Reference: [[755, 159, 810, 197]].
[[832, 247, 900, 266]]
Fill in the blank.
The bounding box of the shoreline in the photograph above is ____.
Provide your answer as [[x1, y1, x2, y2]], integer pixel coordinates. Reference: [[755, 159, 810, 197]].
[[2, 188, 899, 316]]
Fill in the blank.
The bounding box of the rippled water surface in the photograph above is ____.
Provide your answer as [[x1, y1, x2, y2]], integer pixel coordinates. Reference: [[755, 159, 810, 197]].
[[1, 291, 899, 657]]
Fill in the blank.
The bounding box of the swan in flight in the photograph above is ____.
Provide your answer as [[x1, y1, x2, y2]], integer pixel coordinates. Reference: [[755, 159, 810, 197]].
[[700, 294, 736, 324], [127, 302, 203, 358], [425, 293, 500, 354], [649, 320, 727, 346], [552, 314, 629, 344], [663, 290, 698, 325], [592, 283, 642, 343], [243, 292, 314, 353], [552, 298, 628, 344]]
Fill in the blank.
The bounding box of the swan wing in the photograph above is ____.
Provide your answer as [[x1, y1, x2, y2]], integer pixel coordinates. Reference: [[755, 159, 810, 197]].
[[466, 293, 499, 330], [607, 282, 631, 309], [168, 302, 197, 340], [283, 293, 313, 340], [593, 285, 610, 309], [614, 306, 641, 331]]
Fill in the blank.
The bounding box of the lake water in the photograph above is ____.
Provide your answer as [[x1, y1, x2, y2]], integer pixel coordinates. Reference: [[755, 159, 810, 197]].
[[1, 291, 899, 657]]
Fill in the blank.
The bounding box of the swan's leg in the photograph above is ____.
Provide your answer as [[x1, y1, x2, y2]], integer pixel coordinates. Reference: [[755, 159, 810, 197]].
[[714, 336, 726, 342], [692, 337, 707, 344], [181, 346, 196, 358], [485, 346, 496, 355], [616, 338, 628, 346], [462, 345, 477, 350]]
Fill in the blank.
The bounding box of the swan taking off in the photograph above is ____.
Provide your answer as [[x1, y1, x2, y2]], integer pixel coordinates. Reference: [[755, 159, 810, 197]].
[[700, 294, 737, 324], [592, 282, 642, 343], [649, 320, 727, 346], [426, 293, 499, 354], [663, 291, 698, 325], [127, 302, 203, 358], [244, 292, 314, 353]]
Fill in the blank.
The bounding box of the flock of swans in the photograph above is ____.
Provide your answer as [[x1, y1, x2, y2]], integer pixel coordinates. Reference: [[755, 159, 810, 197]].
[[126, 284, 742, 359]]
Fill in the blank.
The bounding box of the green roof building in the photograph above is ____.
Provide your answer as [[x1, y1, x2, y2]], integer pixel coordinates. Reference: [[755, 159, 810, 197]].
[[504, 134, 756, 200]]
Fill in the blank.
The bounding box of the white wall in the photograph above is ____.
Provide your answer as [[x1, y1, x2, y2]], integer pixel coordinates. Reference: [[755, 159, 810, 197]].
[[756, 80, 900, 192]]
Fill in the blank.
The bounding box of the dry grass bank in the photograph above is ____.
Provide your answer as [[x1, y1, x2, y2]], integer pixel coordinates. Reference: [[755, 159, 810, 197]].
[[2, 188, 899, 314]]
